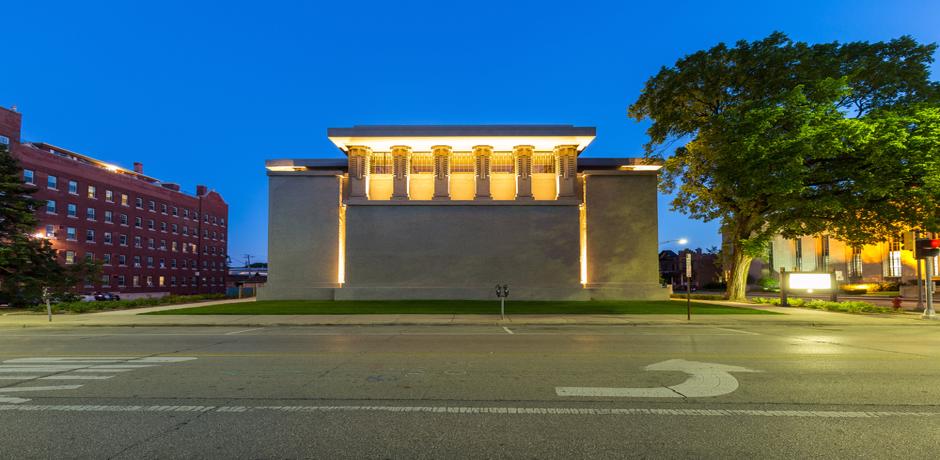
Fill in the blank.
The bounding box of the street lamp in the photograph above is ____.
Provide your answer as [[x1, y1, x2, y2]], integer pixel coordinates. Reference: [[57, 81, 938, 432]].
[[659, 238, 688, 246]]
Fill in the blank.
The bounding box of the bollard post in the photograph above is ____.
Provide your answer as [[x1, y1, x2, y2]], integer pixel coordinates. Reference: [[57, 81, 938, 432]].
[[780, 268, 788, 307]]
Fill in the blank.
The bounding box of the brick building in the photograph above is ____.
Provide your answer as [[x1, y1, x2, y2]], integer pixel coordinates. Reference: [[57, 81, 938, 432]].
[[0, 107, 228, 298]]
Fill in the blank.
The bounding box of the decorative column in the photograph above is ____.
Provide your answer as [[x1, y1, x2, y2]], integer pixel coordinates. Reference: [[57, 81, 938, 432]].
[[432, 145, 451, 200], [473, 145, 493, 200], [554, 144, 578, 198], [348, 146, 371, 198], [514, 145, 534, 200], [391, 145, 411, 200]]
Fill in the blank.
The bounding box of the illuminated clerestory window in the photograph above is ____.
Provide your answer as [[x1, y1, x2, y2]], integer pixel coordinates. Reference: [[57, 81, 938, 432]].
[[410, 152, 434, 174], [369, 153, 393, 174], [532, 152, 556, 173], [491, 152, 515, 173], [450, 152, 474, 173]]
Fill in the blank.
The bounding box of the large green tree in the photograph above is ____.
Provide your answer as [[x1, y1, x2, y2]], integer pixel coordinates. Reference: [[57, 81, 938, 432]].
[[0, 143, 97, 305], [629, 33, 940, 300]]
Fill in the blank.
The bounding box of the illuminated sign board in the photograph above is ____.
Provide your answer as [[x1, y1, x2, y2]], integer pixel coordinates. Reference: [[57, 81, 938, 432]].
[[788, 273, 832, 290]]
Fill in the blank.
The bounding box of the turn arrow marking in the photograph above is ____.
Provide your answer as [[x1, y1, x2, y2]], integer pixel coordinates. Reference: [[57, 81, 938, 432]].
[[556, 359, 761, 398]]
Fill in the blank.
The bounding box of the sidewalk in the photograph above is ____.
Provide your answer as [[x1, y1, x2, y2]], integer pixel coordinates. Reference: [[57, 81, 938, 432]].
[[0, 298, 936, 328]]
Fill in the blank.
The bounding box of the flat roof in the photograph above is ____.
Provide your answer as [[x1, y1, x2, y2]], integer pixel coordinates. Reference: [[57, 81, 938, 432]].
[[265, 156, 661, 172], [327, 124, 596, 154], [327, 125, 596, 138]]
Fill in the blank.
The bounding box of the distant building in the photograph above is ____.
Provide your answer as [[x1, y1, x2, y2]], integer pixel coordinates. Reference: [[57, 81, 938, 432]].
[[1, 107, 228, 298], [263, 125, 667, 301], [768, 233, 938, 287], [659, 249, 721, 289]]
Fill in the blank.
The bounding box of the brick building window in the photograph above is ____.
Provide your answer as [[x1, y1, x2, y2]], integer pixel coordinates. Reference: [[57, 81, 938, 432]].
[[86, 208, 96, 220], [46, 200, 57, 214], [133, 255, 141, 268], [104, 232, 112, 245], [86, 229, 95, 243], [119, 234, 128, 246], [103, 253, 111, 265], [67, 204, 77, 218], [24, 169, 34, 184], [147, 256, 154, 268], [47, 175, 57, 190], [45, 224, 55, 238], [68, 180, 78, 194], [133, 275, 140, 287], [121, 194, 129, 206], [118, 254, 126, 266], [104, 210, 113, 223], [117, 275, 126, 287], [148, 200, 155, 212], [148, 219, 155, 230], [64, 251, 75, 265], [135, 197, 143, 208], [135, 217, 142, 228], [105, 190, 114, 202], [66, 227, 77, 241], [87, 185, 96, 199]]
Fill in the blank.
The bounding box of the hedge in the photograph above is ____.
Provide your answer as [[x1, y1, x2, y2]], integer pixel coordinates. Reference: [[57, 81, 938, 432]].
[[32, 293, 228, 314]]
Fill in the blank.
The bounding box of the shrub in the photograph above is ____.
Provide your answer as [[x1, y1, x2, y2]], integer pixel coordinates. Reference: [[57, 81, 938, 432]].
[[750, 296, 894, 314], [32, 293, 227, 314], [670, 293, 727, 301], [757, 277, 779, 291]]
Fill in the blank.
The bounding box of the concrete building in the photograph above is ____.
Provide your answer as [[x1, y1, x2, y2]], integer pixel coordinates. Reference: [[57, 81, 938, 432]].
[[768, 232, 939, 293], [1, 106, 228, 298], [262, 125, 667, 301]]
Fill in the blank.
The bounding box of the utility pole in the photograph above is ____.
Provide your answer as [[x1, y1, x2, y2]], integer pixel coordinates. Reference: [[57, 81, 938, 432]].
[[244, 254, 253, 269]]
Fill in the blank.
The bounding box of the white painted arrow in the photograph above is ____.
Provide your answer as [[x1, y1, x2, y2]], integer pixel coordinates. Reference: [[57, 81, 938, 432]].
[[556, 359, 761, 398]]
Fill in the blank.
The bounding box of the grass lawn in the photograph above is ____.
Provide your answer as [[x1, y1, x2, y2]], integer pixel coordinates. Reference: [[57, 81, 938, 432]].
[[145, 300, 778, 315]]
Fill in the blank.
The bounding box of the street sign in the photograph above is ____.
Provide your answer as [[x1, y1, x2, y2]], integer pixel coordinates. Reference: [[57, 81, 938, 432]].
[[685, 253, 692, 278]]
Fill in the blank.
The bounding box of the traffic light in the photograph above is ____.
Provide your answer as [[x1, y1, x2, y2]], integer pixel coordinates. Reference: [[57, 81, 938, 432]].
[[915, 238, 940, 259]]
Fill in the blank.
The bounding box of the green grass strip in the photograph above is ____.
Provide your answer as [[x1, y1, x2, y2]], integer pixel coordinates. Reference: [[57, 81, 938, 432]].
[[145, 300, 778, 315]]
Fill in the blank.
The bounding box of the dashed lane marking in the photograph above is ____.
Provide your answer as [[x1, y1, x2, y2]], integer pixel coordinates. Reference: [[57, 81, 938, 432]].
[[0, 404, 937, 419], [503, 327, 514, 335]]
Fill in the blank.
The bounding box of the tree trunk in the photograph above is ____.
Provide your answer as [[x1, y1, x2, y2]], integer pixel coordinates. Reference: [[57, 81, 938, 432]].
[[726, 242, 753, 301]]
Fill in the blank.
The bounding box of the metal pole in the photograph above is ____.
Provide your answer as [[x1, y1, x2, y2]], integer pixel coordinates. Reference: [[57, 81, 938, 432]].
[[43, 287, 51, 322], [924, 257, 935, 319], [501, 297, 505, 320], [780, 268, 788, 307], [829, 270, 838, 302], [915, 231, 924, 310]]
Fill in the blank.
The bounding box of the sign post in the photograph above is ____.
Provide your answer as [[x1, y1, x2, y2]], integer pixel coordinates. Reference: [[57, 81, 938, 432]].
[[495, 284, 509, 319], [42, 287, 51, 322], [685, 253, 692, 320], [915, 238, 939, 319]]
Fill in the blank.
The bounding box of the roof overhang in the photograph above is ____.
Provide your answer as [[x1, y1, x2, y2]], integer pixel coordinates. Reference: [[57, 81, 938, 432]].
[[327, 125, 596, 154]]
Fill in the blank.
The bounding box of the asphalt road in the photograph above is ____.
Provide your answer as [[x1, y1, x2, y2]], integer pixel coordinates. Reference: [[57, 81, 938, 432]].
[[1, 324, 939, 459]]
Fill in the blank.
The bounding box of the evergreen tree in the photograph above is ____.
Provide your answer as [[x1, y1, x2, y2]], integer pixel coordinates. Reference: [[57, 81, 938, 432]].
[[0, 143, 97, 305]]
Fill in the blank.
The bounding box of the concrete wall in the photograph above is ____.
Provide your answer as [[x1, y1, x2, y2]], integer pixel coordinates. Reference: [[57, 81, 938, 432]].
[[342, 203, 583, 300], [263, 169, 666, 301], [260, 172, 342, 300], [583, 171, 667, 300]]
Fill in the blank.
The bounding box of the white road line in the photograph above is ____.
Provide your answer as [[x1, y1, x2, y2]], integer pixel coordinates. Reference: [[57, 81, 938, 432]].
[[74, 369, 133, 373], [0, 376, 40, 380], [0, 385, 82, 393], [715, 327, 760, 336], [225, 328, 265, 335], [39, 375, 114, 380], [502, 327, 514, 335], [128, 357, 198, 363], [0, 404, 936, 419], [5, 358, 134, 363]]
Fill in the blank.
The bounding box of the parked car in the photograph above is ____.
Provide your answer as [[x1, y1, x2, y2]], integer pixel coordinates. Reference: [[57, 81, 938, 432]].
[[93, 292, 121, 301]]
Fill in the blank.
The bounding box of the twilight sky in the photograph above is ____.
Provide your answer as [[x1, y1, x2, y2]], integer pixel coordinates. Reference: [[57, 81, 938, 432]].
[[3, 0, 938, 261]]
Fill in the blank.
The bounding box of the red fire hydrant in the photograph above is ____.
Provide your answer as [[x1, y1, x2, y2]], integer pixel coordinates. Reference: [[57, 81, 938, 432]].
[[892, 295, 903, 311]]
